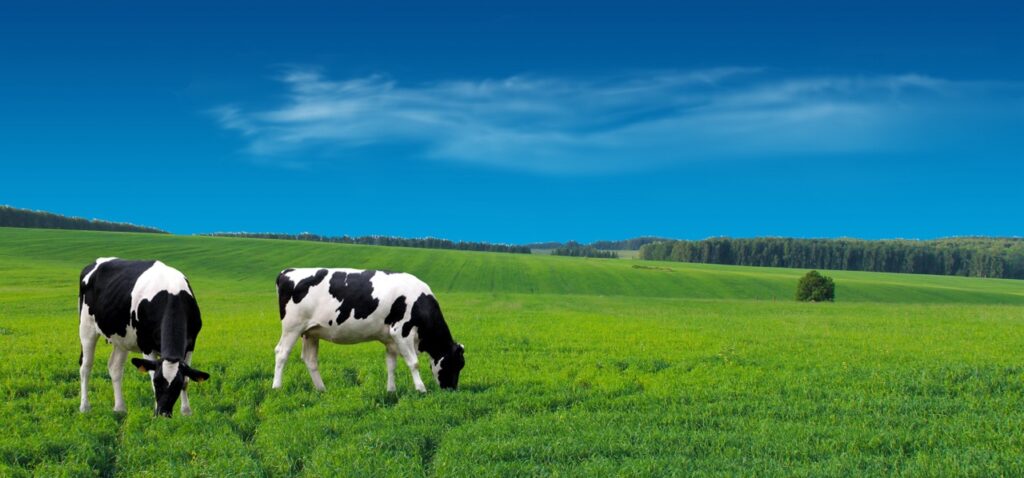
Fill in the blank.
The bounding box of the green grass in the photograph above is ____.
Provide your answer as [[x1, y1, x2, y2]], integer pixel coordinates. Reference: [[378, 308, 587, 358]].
[[1, 227, 1023, 477]]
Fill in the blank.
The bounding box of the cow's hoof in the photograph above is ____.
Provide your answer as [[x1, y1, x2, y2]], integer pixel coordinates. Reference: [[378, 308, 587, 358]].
[[79, 404, 91, 413], [180, 407, 192, 416], [113, 406, 126, 414]]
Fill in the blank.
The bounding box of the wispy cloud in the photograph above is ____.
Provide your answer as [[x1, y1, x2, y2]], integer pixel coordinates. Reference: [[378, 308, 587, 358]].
[[214, 68, 1022, 173]]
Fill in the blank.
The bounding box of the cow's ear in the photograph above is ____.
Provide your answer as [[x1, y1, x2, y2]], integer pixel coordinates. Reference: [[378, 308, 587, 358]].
[[182, 365, 210, 382], [131, 358, 159, 373]]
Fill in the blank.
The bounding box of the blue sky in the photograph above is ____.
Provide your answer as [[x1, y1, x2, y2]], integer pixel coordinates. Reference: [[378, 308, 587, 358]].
[[1, 0, 1021, 243]]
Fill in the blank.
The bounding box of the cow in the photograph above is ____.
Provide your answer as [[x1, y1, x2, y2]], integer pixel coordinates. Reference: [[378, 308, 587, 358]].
[[273, 268, 465, 393], [78, 258, 210, 417]]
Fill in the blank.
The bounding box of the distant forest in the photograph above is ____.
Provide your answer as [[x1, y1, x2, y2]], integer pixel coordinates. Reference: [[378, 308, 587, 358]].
[[640, 237, 1024, 279], [206, 232, 531, 254], [550, 241, 618, 259], [0, 205, 166, 234], [527, 236, 667, 251]]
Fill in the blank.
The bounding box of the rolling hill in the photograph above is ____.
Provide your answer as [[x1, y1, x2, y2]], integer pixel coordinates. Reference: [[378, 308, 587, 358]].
[[2, 227, 1023, 477], [1, 227, 1022, 304]]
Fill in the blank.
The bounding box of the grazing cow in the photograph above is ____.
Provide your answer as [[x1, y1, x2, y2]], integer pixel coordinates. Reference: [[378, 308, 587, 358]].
[[78, 258, 210, 416], [273, 268, 465, 392]]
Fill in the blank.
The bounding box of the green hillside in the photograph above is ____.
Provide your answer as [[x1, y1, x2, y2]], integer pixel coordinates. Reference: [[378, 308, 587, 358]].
[[2, 227, 1024, 477], [1, 227, 1021, 304]]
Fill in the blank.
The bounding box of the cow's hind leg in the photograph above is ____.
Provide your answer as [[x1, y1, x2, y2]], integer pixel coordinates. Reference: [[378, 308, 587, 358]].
[[78, 323, 99, 413], [180, 351, 193, 416], [272, 328, 302, 389], [301, 335, 326, 391], [385, 345, 398, 393], [108, 347, 128, 413]]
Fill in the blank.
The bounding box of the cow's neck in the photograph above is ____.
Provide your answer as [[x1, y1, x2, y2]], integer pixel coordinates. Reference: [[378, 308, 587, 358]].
[[158, 297, 188, 362], [418, 325, 456, 362]]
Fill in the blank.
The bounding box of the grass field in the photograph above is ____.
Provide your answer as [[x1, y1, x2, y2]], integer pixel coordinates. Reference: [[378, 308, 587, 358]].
[[2, 227, 1024, 477]]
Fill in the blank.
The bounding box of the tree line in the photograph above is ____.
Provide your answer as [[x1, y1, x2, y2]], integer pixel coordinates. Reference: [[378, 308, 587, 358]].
[[550, 241, 618, 258], [0, 205, 166, 234], [588, 237, 667, 250], [206, 232, 532, 254], [525, 237, 666, 251], [639, 237, 1024, 279]]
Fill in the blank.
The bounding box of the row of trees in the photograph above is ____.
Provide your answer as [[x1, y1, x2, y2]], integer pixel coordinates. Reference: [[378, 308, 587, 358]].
[[588, 237, 667, 251], [640, 237, 1024, 279], [550, 241, 618, 258], [206, 232, 532, 254], [526, 237, 666, 251], [0, 205, 166, 234]]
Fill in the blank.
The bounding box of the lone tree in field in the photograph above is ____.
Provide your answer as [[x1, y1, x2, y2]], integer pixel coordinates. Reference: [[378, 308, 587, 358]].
[[796, 270, 835, 302]]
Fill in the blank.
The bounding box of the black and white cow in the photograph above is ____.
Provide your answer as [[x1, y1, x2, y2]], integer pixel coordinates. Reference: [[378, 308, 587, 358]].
[[78, 258, 210, 416], [273, 268, 465, 392]]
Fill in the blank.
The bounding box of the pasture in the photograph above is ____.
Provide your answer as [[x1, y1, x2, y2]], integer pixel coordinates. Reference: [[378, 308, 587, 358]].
[[1, 227, 1023, 477]]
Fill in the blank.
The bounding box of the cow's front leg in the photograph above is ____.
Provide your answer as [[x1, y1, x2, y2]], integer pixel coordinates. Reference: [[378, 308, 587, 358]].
[[272, 329, 302, 389], [78, 326, 99, 413], [108, 348, 128, 413], [180, 351, 193, 416], [385, 345, 398, 393], [301, 335, 326, 391], [398, 345, 427, 393], [144, 352, 158, 392]]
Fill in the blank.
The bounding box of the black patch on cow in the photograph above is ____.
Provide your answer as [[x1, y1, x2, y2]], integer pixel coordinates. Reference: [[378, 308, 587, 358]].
[[134, 290, 202, 359], [328, 270, 379, 324], [277, 269, 328, 319], [79, 263, 98, 313], [384, 295, 407, 325], [405, 293, 455, 357], [80, 259, 156, 339]]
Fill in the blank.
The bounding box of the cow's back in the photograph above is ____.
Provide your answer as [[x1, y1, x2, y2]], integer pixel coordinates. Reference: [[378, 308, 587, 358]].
[[277, 268, 433, 343], [80, 258, 158, 340]]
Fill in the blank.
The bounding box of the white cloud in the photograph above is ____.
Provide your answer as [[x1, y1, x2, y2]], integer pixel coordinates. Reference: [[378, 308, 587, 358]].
[[214, 68, 1021, 173]]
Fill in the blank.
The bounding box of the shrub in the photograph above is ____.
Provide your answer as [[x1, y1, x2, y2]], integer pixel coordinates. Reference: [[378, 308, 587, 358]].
[[796, 270, 835, 302]]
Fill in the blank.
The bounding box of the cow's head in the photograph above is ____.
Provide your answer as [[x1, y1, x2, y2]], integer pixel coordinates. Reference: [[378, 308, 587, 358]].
[[430, 343, 465, 390], [130, 358, 210, 417]]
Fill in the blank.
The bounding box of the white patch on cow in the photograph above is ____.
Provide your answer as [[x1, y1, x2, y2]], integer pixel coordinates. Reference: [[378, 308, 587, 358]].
[[162, 360, 180, 382], [130, 261, 193, 319], [79, 301, 110, 345], [431, 356, 444, 382], [82, 257, 117, 285], [81, 302, 94, 323]]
